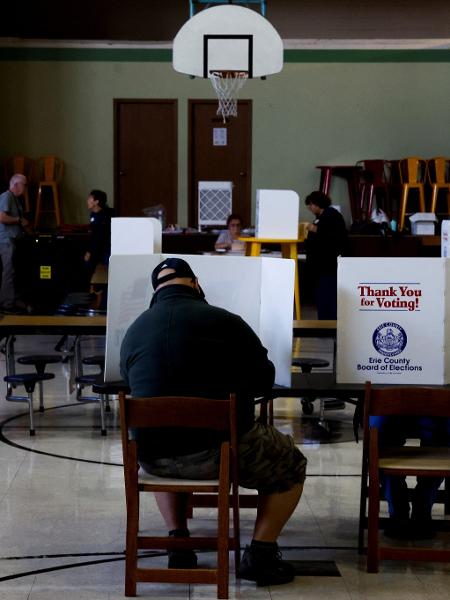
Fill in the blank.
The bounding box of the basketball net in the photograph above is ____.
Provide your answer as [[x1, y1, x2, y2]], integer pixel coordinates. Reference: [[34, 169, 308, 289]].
[[209, 70, 248, 122]]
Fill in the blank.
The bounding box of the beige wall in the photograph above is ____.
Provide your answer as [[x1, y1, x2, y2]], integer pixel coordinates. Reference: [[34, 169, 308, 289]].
[[1, 56, 449, 226]]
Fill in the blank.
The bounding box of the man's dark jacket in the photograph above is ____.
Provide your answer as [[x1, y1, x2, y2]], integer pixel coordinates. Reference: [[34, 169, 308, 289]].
[[120, 284, 275, 458]]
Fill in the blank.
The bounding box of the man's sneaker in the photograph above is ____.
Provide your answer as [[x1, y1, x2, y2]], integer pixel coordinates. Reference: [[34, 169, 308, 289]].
[[238, 544, 295, 586], [167, 549, 198, 569]]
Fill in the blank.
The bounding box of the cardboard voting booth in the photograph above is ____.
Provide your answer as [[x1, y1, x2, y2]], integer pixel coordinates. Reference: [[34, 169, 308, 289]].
[[337, 257, 450, 384], [105, 253, 295, 387], [255, 189, 299, 239], [111, 217, 162, 255]]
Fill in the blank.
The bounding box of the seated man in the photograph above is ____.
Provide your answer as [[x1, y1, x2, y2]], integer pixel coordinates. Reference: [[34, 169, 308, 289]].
[[120, 258, 307, 587]]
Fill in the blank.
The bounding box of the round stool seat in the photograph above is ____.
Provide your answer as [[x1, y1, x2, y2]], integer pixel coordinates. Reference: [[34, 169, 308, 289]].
[[92, 380, 130, 395], [4, 372, 55, 393], [292, 358, 330, 373], [18, 354, 62, 375], [76, 374, 98, 385], [82, 355, 105, 368]]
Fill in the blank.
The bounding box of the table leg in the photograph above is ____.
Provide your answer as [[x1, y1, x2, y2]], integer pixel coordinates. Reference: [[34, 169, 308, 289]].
[[319, 167, 332, 195], [283, 243, 301, 320], [246, 242, 261, 257]]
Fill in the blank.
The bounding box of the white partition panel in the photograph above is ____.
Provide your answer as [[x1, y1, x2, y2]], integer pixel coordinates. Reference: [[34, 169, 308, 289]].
[[105, 254, 293, 386], [337, 257, 449, 384], [111, 217, 162, 255], [255, 189, 299, 239]]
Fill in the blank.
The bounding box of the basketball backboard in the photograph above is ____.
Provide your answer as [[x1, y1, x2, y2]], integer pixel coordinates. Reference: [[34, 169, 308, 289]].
[[173, 4, 283, 79]]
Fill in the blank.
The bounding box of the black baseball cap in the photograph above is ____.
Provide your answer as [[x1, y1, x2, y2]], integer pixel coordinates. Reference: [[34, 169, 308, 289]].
[[151, 258, 197, 290]]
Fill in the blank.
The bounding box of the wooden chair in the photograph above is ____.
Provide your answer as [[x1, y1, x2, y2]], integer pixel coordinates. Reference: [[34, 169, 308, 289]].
[[428, 157, 450, 215], [398, 157, 427, 231], [119, 391, 240, 599], [361, 382, 450, 573], [3, 155, 34, 213], [34, 155, 64, 228]]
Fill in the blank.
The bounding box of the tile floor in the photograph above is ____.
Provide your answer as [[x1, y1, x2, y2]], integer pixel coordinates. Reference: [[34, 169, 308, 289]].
[[0, 333, 449, 599]]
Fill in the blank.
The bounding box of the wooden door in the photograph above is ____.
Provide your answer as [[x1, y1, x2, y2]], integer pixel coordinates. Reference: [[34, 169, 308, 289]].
[[114, 100, 177, 224], [189, 100, 252, 227]]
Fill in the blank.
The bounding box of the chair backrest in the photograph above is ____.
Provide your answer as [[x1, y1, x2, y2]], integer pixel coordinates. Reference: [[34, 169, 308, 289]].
[[36, 155, 64, 182], [427, 157, 450, 184], [4, 155, 34, 181], [119, 392, 238, 465], [364, 382, 450, 436], [357, 160, 390, 185], [399, 157, 427, 184]]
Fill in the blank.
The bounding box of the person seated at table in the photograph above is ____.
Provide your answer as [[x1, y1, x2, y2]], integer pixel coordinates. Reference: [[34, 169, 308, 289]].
[[372, 415, 450, 539], [304, 191, 348, 319], [215, 213, 246, 252], [120, 257, 307, 587]]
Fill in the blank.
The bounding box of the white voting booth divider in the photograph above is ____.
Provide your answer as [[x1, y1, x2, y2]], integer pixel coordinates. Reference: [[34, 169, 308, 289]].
[[441, 220, 450, 257], [111, 217, 162, 255], [105, 253, 294, 387], [337, 257, 450, 385], [255, 189, 299, 239]]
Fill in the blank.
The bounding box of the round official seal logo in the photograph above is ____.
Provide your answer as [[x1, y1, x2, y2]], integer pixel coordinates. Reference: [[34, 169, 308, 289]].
[[372, 322, 407, 357]]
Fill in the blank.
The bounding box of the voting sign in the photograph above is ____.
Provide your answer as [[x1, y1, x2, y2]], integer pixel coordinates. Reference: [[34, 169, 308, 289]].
[[337, 257, 450, 384]]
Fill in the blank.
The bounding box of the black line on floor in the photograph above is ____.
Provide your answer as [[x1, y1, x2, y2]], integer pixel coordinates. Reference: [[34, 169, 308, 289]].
[[0, 405, 122, 466]]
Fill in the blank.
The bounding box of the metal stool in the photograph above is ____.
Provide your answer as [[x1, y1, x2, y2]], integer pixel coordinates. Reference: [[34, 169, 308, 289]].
[[90, 378, 130, 436], [17, 354, 62, 412], [4, 373, 55, 435], [292, 358, 330, 415]]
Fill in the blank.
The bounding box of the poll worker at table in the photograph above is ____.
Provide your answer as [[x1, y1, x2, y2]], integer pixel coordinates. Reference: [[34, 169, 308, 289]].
[[304, 191, 348, 319], [120, 257, 306, 587], [0, 174, 32, 314], [214, 213, 246, 252]]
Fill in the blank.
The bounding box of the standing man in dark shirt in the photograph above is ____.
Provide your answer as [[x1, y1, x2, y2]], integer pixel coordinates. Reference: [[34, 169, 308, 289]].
[[83, 189, 114, 279], [304, 191, 348, 319], [120, 258, 307, 586]]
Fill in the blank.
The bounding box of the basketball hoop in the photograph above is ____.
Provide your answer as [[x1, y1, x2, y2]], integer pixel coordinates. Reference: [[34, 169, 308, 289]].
[[209, 70, 248, 122]]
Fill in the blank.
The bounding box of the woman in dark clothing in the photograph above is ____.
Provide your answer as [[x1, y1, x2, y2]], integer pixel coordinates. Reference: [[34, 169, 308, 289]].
[[84, 189, 114, 274], [304, 191, 348, 319]]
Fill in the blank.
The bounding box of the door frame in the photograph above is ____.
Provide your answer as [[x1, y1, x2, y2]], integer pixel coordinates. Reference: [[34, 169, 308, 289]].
[[188, 99, 252, 228], [113, 98, 178, 218]]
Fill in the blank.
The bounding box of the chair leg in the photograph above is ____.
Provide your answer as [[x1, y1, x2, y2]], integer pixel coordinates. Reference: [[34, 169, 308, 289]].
[[52, 182, 62, 227], [34, 185, 43, 228], [419, 186, 426, 213], [430, 185, 438, 214], [38, 381, 45, 412], [125, 491, 139, 597], [28, 392, 35, 436], [399, 185, 409, 231], [217, 445, 230, 599], [100, 394, 107, 436]]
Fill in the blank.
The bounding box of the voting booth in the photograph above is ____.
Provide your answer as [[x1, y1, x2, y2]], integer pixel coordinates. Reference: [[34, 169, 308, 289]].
[[442, 220, 450, 257], [111, 217, 162, 255], [337, 257, 450, 384], [255, 189, 299, 239], [105, 253, 295, 387]]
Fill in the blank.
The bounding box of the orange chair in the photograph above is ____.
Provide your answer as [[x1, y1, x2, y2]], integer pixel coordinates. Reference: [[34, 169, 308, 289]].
[[3, 155, 34, 213], [398, 157, 427, 231], [34, 155, 64, 229], [428, 157, 450, 215]]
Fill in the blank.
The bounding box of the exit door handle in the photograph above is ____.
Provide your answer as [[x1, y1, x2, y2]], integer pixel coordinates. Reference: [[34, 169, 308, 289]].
[[239, 171, 247, 177]]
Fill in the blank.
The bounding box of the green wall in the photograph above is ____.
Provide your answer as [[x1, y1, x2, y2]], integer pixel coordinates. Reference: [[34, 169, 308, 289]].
[[0, 49, 449, 226]]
